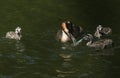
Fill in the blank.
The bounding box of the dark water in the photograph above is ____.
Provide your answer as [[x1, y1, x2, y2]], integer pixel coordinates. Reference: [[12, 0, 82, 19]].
[[0, 0, 120, 78]]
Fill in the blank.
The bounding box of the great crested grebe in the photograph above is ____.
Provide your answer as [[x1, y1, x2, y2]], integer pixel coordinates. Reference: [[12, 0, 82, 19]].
[[6, 27, 22, 40], [56, 21, 83, 43], [94, 25, 112, 39], [83, 34, 113, 49]]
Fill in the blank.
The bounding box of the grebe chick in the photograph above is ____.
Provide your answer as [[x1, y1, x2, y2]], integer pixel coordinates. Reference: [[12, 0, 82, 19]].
[[56, 21, 83, 43], [94, 25, 112, 39], [83, 34, 113, 49], [6, 27, 22, 40]]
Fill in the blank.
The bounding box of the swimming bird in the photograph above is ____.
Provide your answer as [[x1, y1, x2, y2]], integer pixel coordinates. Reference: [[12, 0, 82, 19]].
[[56, 21, 83, 44], [94, 25, 112, 39], [83, 34, 113, 49], [6, 27, 22, 40]]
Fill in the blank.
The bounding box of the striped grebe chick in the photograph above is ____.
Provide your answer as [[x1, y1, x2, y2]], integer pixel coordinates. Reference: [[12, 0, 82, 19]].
[[6, 27, 22, 40], [94, 25, 112, 39], [83, 34, 113, 49]]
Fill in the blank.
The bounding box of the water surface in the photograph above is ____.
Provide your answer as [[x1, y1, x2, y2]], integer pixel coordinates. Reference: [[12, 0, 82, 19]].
[[0, 0, 120, 78]]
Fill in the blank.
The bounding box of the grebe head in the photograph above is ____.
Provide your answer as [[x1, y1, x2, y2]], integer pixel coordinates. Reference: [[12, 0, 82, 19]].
[[15, 27, 21, 35], [97, 25, 103, 31]]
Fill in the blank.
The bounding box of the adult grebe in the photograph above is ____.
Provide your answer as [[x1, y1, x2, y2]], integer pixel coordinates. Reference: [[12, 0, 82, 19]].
[[94, 25, 112, 39], [6, 27, 22, 40], [56, 22, 74, 43], [83, 34, 113, 49], [56, 21, 83, 44]]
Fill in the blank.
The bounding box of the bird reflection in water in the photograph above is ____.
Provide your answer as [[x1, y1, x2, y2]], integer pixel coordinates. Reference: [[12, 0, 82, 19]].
[[15, 41, 36, 64], [56, 52, 77, 78], [15, 41, 25, 52], [61, 43, 75, 51]]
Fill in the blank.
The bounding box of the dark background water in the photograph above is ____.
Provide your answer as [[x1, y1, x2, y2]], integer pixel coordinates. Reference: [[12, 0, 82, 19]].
[[0, 0, 120, 78]]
